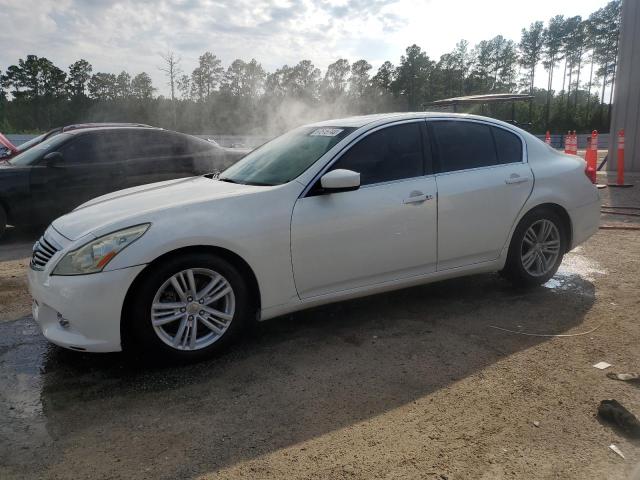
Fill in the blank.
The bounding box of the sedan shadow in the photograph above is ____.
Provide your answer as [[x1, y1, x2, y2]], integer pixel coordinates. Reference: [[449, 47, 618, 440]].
[[0, 272, 595, 478]]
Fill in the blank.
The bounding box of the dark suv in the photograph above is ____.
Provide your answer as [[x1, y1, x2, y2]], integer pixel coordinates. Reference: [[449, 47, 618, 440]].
[[0, 126, 245, 236]]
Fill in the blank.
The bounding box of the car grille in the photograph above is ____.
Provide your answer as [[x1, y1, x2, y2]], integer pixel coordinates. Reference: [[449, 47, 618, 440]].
[[31, 235, 61, 271]]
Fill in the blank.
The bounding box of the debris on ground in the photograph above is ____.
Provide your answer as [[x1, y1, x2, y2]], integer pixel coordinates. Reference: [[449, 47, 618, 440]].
[[597, 399, 640, 438], [606, 372, 640, 383], [593, 361, 612, 370], [608, 444, 625, 459]]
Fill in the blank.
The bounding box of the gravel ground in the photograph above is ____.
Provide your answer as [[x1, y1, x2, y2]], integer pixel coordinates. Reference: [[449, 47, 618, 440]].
[[1, 179, 639, 480]]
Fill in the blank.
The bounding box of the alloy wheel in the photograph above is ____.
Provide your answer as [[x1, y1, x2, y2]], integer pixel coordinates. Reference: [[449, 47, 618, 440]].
[[151, 268, 236, 351], [520, 219, 561, 277]]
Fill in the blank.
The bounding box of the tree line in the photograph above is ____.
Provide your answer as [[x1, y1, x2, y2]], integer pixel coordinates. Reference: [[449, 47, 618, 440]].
[[0, 0, 620, 136]]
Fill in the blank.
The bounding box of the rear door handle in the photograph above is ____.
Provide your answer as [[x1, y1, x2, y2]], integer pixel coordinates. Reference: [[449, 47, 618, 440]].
[[403, 191, 433, 204], [505, 175, 529, 185]]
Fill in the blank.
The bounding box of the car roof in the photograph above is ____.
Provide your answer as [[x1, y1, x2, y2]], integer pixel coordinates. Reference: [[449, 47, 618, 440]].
[[62, 122, 152, 132], [64, 126, 165, 135], [39, 123, 153, 137], [305, 112, 522, 130], [306, 113, 413, 128]]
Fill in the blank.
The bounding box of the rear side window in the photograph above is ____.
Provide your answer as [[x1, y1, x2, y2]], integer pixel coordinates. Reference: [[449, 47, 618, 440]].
[[331, 122, 423, 185], [431, 121, 496, 173], [127, 131, 188, 159], [94, 132, 130, 161], [492, 127, 523, 164]]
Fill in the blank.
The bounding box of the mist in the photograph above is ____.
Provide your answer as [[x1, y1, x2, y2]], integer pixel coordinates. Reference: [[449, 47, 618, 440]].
[[70, 88, 404, 148]]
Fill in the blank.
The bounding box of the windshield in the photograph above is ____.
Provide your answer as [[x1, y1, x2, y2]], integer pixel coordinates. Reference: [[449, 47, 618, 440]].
[[8, 133, 72, 166], [15, 132, 52, 152], [220, 126, 354, 186]]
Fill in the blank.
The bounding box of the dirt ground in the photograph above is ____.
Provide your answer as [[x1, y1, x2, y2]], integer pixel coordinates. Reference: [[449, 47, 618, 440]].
[[1, 172, 639, 479], [0, 229, 33, 323]]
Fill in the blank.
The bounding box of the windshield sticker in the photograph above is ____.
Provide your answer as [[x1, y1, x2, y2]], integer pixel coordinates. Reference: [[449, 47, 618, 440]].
[[310, 128, 344, 137]]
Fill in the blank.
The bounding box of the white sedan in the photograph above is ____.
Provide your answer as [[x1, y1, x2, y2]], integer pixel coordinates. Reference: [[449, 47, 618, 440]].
[[27, 113, 600, 359]]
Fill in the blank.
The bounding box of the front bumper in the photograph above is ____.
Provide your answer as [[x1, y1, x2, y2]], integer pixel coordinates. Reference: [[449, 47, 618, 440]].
[[28, 264, 146, 352]]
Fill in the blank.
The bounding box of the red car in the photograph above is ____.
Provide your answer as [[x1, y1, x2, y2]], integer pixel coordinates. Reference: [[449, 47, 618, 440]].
[[0, 132, 18, 159]]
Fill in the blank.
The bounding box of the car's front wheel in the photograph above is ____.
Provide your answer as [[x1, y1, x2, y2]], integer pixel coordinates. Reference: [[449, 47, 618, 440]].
[[127, 252, 253, 360], [502, 208, 567, 287]]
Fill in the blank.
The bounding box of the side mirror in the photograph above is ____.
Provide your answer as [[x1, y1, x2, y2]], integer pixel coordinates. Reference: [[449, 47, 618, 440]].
[[43, 151, 64, 167], [0, 148, 10, 159], [320, 169, 360, 193]]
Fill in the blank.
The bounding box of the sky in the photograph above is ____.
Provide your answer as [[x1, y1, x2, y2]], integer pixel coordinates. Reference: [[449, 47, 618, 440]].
[[0, 0, 612, 97]]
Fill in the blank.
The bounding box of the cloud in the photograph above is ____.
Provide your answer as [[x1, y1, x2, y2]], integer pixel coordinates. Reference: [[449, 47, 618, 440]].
[[0, 0, 407, 93], [0, 0, 612, 96]]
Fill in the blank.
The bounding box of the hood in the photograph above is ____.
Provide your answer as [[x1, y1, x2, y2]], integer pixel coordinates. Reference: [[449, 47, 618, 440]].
[[52, 176, 263, 240]]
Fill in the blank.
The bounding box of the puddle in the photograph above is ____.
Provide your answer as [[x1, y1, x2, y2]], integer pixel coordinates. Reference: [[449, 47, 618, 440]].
[[544, 247, 605, 292], [0, 318, 54, 467]]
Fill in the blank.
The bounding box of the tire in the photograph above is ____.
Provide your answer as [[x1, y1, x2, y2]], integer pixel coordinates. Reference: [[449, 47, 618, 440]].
[[0, 205, 7, 239], [502, 208, 567, 287], [127, 252, 253, 361]]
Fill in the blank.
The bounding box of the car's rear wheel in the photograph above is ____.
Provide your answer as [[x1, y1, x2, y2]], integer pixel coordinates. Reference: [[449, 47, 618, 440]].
[[502, 208, 567, 287], [128, 252, 252, 361]]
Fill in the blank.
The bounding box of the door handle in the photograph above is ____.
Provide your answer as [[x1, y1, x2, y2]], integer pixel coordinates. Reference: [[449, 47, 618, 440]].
[[505, 175, 529, 185], [403, 191, 433, 204]]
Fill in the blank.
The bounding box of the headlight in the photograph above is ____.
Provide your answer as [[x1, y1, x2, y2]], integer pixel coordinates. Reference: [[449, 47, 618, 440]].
[[52, 224, 150, 276]]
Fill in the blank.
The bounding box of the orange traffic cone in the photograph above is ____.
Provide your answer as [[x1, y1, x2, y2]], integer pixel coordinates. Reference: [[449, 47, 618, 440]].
[[608, 129, 633, 187]]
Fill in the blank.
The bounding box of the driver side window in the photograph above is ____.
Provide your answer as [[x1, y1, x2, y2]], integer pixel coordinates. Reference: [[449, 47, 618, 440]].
[[330, 122, 424, 186]]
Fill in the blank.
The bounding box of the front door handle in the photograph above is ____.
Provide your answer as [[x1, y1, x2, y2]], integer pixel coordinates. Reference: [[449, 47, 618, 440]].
[[403, 191, 433, 204], [505, 175, 529, 185]]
